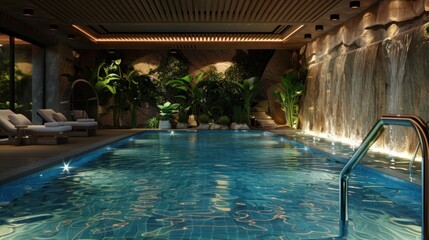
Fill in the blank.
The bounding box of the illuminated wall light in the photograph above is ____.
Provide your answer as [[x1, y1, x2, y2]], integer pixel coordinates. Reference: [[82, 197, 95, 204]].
[[350, 1, 360, 9], [315, 25, 324, 31], [23, 8, 33, 16], [330, 14, 340, 21]]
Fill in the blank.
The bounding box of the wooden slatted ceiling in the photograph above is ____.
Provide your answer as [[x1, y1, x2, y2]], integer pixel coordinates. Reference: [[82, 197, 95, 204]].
[[34, 0, 341, 24]]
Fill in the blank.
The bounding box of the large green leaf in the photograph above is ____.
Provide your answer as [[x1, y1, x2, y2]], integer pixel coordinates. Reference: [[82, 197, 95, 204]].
[[181, 75, 192, 83]]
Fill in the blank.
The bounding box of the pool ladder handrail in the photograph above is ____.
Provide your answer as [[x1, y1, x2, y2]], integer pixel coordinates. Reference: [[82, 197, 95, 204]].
[[409, 121, 429, 175], [339, 115, 429, 240]]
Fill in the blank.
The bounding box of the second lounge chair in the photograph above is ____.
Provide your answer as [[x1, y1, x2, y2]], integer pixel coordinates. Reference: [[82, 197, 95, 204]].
[[37, 109, 98, 137]]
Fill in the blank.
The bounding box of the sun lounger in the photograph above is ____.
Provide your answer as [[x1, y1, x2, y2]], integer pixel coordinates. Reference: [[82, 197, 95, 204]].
[[37, 109, 98, 137], [0, 109, 72, 145]]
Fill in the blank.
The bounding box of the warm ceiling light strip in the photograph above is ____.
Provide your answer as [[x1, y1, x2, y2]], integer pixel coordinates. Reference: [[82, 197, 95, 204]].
[[280, 24, 305, 42], [72, 24, 304, 43], [72, 25, 97, 42]]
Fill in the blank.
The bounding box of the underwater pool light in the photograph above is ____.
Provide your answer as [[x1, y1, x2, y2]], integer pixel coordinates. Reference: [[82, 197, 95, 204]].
[[61, 161, 71, 172]]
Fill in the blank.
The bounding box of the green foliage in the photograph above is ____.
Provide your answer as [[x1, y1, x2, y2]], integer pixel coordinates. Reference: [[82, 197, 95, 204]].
[[196, 79, 241, 120], [128, 74, 156, 128], [272, 70, 306, 128], [144, 117, 159, 128], [218, 115, 230, 126], [0, 47, 31, 112], [166, 72, 204, 115], [149, 51, 189, 104], [231, 76, 261, 125], [95, 59, 154, 128], [232, 106, 247, 124], [178, 110, 189, 123], [204, 65, 224, 82], [157, 101, 180, 120], [198, 113, 209, 124]]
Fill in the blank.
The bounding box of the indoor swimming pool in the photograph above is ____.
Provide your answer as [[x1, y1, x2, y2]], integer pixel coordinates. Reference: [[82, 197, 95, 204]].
[[0, 130, 422, 239]]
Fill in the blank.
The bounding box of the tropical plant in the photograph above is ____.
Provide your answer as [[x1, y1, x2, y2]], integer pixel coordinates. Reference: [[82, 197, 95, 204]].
[[196, 79, 240, 121], [272, 70, 305, 128], [231, 76, 261, 125], [157, 102, 180, 121], [94, 59, 128, 127], [144, 116, 159, 128], [94, 59, 152, 128], [128, 74, 157, 128], [232, 106, 247, 124], [178, 110, 189, 123], [166, 72, 204, 115], [198, 113, 209, 124], [218, 115, 230, 126], [0, 48, 30, 113], [149, 50, 189, 104]]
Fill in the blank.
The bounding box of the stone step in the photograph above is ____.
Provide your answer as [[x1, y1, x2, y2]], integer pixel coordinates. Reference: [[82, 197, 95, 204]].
[[251, 110, 277, 129], [252, 111, 272, 119], [257, 119, 277, 127]]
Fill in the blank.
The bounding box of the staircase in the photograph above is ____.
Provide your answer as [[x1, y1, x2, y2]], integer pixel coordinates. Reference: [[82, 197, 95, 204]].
[[251, 100, 277, 129]]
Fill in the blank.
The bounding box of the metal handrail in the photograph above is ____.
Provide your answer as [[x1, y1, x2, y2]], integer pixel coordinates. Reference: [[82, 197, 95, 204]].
[[339, 115, 429, 239]]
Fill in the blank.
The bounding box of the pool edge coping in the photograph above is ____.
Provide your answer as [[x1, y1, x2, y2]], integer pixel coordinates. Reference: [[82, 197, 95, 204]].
[[0, 130, 145, 185]]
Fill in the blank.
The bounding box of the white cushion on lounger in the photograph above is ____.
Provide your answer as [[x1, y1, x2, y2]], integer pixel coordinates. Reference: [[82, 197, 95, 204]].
[[52, 112, 68, 122], [44, 122, 64, 127], [8, 114, 32, 126], [27, 125, 72, 133], [63, 121, 98, 127], [76, 118, 95, 122], [0, 110, 17, 132], [37, 109, 57, 122]]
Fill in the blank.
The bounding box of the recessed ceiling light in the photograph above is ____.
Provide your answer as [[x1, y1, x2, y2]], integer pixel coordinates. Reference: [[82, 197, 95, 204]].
[[304, 34, 312, 39], [49, 24, 58, 30], [350, 1, 360, 9], [315, 25, 324, 31], [67, 34, 76, 39], [23, 9, 33, 16], [330, 14, 340, 21]]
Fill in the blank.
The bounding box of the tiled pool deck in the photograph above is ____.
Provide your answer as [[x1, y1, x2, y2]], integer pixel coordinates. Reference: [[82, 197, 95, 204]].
[[0, 129, 142, 184]]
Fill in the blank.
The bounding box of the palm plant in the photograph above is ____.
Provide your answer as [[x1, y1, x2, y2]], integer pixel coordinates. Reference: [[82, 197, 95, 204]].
[[272, 71, 305, 128]]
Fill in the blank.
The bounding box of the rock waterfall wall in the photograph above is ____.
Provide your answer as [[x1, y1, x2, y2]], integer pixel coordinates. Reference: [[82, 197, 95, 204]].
[[301, 0, 429, 153]]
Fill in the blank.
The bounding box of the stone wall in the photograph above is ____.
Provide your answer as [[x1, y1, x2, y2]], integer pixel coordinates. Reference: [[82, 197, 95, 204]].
[[301, 0, 429, 153]]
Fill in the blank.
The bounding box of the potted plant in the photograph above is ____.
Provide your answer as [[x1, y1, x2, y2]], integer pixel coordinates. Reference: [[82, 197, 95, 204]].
[[157, 102, 180, 129]]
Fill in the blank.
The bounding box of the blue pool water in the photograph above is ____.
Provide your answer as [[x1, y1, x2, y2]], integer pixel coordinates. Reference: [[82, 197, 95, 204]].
[[0, 130, 422, 239]]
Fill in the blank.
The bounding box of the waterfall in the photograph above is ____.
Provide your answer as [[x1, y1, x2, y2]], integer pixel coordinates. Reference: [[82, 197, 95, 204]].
[[301, 25, 429, 155]]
